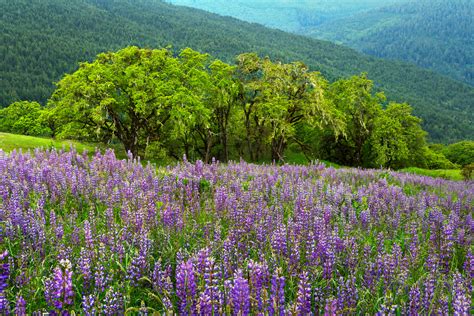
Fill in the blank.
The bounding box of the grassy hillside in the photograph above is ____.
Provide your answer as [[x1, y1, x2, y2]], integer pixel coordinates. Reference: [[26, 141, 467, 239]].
[[0, 132, 96, 154], [309, 0, 473, 86], [1, 133, 463, 181], [1, 0, 473, 143]]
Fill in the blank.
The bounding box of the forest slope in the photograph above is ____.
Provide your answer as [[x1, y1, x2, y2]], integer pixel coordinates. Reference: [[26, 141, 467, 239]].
[[309, 0, 474, 86], [167, 0, 404, 33]]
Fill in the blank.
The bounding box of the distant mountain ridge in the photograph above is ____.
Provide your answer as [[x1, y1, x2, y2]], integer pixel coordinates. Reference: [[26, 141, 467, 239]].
[[1, 0, 473, 142], [309, 0, 474, 86], [169, 0, 473, 86], [167, 0, 406, 33]]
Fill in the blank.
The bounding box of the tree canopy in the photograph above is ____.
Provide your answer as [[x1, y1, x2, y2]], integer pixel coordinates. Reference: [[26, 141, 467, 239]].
[[49, 47, 218, 157], [0, 101, 51, 137]]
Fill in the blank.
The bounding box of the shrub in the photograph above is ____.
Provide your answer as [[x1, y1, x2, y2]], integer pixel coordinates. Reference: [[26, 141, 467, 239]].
[[461, 163, 474, 180], [0, 101, 51, 136]]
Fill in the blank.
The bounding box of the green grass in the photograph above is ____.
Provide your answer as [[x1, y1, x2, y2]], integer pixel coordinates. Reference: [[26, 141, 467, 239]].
[[0, 132, 123, 157], [399, 167, 463, 181], [2, 133, 461, 182], [283, 150, 341, 168]]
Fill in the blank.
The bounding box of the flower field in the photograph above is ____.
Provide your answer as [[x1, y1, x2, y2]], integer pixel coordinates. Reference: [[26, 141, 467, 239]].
[[0, 149, 472, 315]]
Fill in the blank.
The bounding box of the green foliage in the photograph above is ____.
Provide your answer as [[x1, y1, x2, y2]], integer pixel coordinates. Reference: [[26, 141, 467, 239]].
[[311, 75, 431, 169], [327, 74, 384, 166], [461, 163, 474, 180], [8, 44, 463, 171], [49, 47, 345, 163], [0, 101, 51, 136], [235, 53, 343, 161], [1, 0, 473, 143], [370, 102, 427, 169], [443, 141, 474, 166], [422, 147, 458, 170], [50, 46, 215, 157], [144, 141, 169, 162]]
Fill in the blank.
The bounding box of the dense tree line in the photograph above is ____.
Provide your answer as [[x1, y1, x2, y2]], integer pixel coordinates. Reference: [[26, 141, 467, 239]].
[[1, 0, 473, 143], [430, 141, 474, 167], [2, 47, 463, 170]]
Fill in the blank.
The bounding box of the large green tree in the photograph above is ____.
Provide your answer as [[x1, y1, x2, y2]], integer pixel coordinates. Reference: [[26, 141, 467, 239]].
[[236, 53, 343, 161], [49, 46, 215, 157], [319, 74, 384, 166], [370, 102, 427, 168]]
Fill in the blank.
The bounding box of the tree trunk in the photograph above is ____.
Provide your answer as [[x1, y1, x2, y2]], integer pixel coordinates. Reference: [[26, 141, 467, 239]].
[[271, 136, 286, 162], [123, 139, 139, 158], [120, 128, 140, 159], [245, 112, 253, 161], [204, 130, 213, 164]]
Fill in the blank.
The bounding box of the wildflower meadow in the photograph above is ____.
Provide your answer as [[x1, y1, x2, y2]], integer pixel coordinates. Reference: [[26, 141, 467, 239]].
[[0, 148, 472, 315]]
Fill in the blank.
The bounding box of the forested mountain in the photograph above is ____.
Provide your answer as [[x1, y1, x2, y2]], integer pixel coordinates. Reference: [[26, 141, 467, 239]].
[[309, 0, 474, 86], [167, 0, 404, 33], [1, 0, 473, 143], [169, 0, 473, 86]]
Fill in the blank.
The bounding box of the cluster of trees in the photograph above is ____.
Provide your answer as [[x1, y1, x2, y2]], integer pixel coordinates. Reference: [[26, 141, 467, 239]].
[[3, 46, 468, 170], [0, 101, 51, 137], [429, 141, 474, 167], [1, 0, 473, 143]]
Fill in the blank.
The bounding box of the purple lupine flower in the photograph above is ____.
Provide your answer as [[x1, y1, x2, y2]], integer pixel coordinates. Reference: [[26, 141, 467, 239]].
[[409, 285, 421, 315], [248, 260, 267, 312], [269, 269, 285, 316], [230, 269, 250, 316], [324, 299, 337, 316], [127, 251, 147, 286], [102, 288, 124, 315], [162, 296, 173, 312], [152, 260, 173, 297], [83, 220, 94, 249], [94, 244, 111, 293], [0, 250, 9, 292], [337, 276, 358, 312], [377, 301, 398, 316], [197, 291, 212, 315], [195, 248, 210, 275], [0, 251, 9, 314], [296, 271, 311, 315], [15, 295, 26, 316], [271, 225, 287, 256], [78, 248, 92, 290], [176, 259, 197, 314], [45, 260, 74, 310], [436, 296, 449, 315], [203, 256, 221, 314], [452, 273, 470, 315], [464, 250, 473, 281], [0, 293, 9, 314], [82, 294, 96, 316], [139, 301, 148, 316], [422, 274, 436, 313], [323, 248, 335, 280]]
